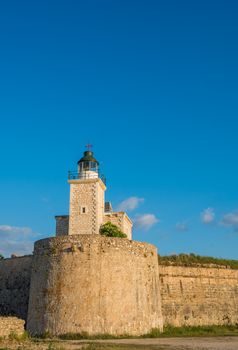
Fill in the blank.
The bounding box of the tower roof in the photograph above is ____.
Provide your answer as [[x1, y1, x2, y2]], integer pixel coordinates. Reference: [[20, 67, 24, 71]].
[[77, 151, 99, 165]]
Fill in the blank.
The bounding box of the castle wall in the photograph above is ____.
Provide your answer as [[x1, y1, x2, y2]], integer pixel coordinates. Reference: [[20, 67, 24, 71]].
[[27, 235, 163, 336], [1, 252, 238, 331], [159, 265, 238, 327], [0, 256, 32, 321]]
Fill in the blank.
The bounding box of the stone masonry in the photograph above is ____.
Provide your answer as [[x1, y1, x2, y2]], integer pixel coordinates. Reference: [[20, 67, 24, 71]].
[[0, 256, 32, 320], [68, 179, 106, 236], [160, 265, 238, 327], [0, 317, 25, 338], [103, 212, 133, 240], [55, 215, 69, 236], [0, 254, 238, 332], [27, 235, 163, 336]]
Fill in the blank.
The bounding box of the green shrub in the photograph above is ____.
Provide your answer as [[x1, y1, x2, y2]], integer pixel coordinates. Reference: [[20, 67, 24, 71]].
[[100, 222, 127, 238], [8, 331, 29, 341]]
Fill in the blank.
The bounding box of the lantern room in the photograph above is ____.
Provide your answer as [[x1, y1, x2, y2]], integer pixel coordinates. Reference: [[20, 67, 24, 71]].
[[77, 150, 99, 179]]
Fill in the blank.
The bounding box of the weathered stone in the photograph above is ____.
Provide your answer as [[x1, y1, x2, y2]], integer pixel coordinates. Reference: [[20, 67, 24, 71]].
[[27, 234, 163, 336], [55, 215, 69, 236], [0, 256, 32, 320], [68, 179, 106, 236], [103, 212, 132, 240], [0, 317, 25, 338], [160, 265, 238, 327]]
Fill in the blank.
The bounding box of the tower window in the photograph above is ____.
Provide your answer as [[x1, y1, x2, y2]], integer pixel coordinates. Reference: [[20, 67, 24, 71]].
[[80, 206, 87, 214]]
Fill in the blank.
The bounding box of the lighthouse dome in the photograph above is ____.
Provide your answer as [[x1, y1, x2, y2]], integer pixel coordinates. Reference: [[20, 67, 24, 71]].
[[77, 150, 99, 179], [77, 151, 99, 165]]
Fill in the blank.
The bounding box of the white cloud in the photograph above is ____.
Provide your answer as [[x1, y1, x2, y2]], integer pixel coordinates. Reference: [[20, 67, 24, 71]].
[[220, 211, 238, 232], [0, 241, 34, 257], [0, 225, 32, 235], [117, 196, 144, 212], [0, 225, 43, 258], [201, 208, 215, 224], [176, 222, 189, 232], [133, 214, 159, 230]]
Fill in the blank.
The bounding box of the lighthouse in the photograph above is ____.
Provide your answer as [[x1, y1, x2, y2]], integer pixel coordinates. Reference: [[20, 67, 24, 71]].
[[55, 146, 132, 238]]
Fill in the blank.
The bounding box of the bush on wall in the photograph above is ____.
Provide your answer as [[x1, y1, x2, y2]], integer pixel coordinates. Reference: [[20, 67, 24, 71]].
[[100, 222, 127, 238]]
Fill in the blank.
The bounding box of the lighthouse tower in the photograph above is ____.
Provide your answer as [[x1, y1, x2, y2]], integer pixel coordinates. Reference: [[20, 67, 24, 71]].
[[55, 146, 133, 238], [67, 146, 106, 235]]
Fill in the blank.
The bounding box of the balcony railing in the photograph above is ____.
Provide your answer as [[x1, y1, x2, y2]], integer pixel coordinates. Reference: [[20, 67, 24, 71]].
[[68, 171, 106, 185]]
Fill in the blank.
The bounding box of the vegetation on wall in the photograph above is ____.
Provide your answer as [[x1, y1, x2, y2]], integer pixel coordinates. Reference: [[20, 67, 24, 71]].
[[158, 253, 238, 270], [100, 222, 127, 238]]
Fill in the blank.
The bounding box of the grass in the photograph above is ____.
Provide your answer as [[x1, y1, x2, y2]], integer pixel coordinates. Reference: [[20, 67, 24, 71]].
[[57, 325, 238, 340], [143, 325, 238, 338], [59, 333, 126, 340], [8, 331, 29, 341], [158, 253, 238, 269], [1, 325, 238, 350]]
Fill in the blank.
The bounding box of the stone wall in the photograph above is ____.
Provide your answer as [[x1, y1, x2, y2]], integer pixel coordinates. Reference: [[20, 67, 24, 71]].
[[68, 179, 106, 235], [1, 250, 238, 332], [0, 317, 25, 338], [159, 265, 238, 327], [27, 235, 163, 336], [0, 256, 32, 321], [55, 215, 69, 236], [103, 212, 133, 239]]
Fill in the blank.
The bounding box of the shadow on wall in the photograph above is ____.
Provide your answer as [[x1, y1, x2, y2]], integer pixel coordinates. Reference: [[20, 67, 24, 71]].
[[0, 255, 33, 321]]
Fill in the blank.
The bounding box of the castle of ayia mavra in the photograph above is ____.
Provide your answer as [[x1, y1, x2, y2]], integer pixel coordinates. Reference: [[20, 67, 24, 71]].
[[0, 149, 238, 337], [27, 148, 164, 336]]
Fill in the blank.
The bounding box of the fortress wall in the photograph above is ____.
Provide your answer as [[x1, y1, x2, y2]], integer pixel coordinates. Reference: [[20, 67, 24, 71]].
[[1, 249, 238, 331], [27, 235, 163, 336], [0, 256, 33, 321], [159, 265, 238, 327]]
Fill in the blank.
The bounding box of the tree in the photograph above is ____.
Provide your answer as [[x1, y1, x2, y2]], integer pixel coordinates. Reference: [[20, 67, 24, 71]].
[[100, 222, 127, 238], [0, 254, 4, 260]]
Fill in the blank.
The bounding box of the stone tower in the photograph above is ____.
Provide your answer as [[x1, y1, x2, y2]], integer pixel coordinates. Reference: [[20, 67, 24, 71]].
[[55, 148, 133, 239], [68, 149, 106, 235], [27, 148, 164, 336]]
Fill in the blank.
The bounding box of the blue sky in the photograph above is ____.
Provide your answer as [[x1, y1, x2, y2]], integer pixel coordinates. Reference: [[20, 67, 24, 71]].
[[0, 0, 238, 259]]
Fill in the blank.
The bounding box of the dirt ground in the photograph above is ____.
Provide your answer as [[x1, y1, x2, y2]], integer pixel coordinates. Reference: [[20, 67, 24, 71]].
[[98, 336, 238, 350], [1, 337, 238, 350]]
